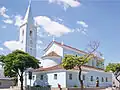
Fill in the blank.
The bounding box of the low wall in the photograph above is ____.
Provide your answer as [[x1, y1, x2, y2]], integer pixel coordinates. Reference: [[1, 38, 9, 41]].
[[0, 80, 14, 88], [51, 88, 108, 90], [68, 88, 106, 90], [10, 87, 111, 90]]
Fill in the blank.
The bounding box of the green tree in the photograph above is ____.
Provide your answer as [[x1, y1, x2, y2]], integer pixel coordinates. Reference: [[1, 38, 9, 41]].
[[0, 50, 39, 90], [62, 54, 92, 89], [105, 63, 120, 84], [62, 41, 100, 90]]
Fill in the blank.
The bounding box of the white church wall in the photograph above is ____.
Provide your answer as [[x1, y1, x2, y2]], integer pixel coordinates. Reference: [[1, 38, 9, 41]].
[[85, 71, 112, 87], [41, 57, 61, 68], [66, 71, 80, 87], [24, 70, 112, 88], [47, 71, 66, 88], [65, 70, 112, 88], [63, 48, 83, 57], [33, 71, 67, 88], [44, 43, 63, 57]]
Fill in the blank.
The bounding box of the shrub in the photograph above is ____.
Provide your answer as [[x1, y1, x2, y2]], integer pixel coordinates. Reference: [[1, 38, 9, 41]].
[[73, 85, 78, 87]]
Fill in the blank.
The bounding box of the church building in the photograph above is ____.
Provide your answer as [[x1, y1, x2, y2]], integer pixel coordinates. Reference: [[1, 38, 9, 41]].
[[18, 2, 112, 88]]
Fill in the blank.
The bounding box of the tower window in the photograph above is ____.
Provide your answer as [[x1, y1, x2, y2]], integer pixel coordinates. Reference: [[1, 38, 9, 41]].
[[22, 30, 24, 36], [30, 48, 32, 54], [30, 31, 32, 37]]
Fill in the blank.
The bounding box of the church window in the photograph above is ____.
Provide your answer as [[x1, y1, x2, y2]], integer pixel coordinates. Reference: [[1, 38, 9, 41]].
[[102, 77, 104, 82], [69, 74, 72, 80], [40, 75, 43, 80], [90, 76, 93, 81], [106, 77, 108, 82], [54, 74, 57, 80], [96, 77, 99, 80], [30, 48, 32, 54], [30, 30, 32, 37], [83, 75, 85, 80]]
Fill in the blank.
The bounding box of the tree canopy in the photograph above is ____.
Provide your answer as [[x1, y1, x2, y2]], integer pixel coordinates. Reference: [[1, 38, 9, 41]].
[[0, 50, 40, 90], [105, 63, 120, 72], [62, 54, 92, 70], [62, 54, 93, 89], [105, 63, 120, 85], [62, 41, 100, 90]]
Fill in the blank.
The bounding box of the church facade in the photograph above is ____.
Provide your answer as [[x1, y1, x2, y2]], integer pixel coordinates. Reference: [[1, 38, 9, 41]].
[[23, 41, 112, 88], [18, 2, 113, 88]]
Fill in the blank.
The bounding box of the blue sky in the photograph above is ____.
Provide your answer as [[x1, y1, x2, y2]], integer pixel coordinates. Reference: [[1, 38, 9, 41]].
[[0, 0, 120, 65]]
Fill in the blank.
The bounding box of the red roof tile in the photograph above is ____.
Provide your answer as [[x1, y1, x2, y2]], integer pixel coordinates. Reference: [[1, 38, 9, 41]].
[[34, 64, 104, 72], [34, 65, 63, 72]]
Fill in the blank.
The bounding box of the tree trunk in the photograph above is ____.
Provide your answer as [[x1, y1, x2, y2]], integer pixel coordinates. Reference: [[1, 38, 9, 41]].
[[20, 73, 24, 90], [78, 66, 84, 90]]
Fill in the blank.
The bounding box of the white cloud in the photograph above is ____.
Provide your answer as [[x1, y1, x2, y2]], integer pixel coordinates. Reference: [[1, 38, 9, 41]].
[[34, 16, 71, 37], [0, 48, 3, 51], [0, 6, 10, 18], [4, 41, 23, 51], [14, 15, 23, 27], [49, 0, 80, 10], [1, 25, 7, 29], [72, 28, 88, 36], [77, 21, 88, 28], [53, 17, 63, 23], [3, 19, 13, 24]]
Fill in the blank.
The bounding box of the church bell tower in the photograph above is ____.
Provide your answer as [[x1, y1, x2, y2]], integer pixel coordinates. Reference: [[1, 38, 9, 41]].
[[19, 1, 37, 57]]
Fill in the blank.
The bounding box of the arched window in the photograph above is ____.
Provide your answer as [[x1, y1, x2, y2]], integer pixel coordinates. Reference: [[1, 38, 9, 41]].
[[96, 77, 99, 80], [102, 77, 104, 82], [30, 30, 32, 37], [91, 76, 93, 81], [106, 77, 108, 82]]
